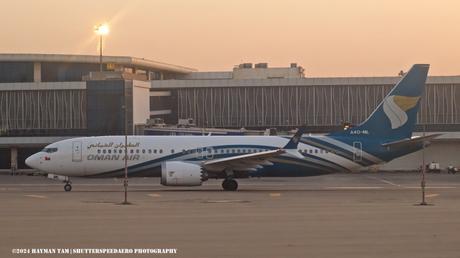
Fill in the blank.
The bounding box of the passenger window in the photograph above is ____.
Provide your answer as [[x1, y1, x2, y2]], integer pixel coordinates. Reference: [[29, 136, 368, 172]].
[[103, 149, 106, 154], [97, 149, 101, 154], [232, 149, 235, 153], [171, 149, 175, 154], [221, 149, 224, 153], [130, 149, 134, 154], [154, 149, 157, 154], [119, 149, 123, 154], [159, 149, 163, 154], [142, 149, 145, 154], [315, 149, 318, 154], [148, 149, 152, 154], [136, 149, 139, 154], [309, 150, 313, 154], [108, 150, 111, 154]]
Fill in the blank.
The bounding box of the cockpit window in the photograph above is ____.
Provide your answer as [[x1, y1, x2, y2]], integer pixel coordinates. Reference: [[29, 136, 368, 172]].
[[41, 148, 58, 153]]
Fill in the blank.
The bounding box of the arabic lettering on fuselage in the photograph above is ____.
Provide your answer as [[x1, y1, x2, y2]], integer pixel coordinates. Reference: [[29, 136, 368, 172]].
[[87, 142, 140, 150]]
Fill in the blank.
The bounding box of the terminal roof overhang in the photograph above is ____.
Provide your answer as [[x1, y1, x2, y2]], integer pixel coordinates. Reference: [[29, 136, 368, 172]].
[[0, 53, 197, 74]]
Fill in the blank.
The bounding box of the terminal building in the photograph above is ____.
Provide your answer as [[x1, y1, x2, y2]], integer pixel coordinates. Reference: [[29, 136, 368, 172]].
[[1, 54, 459, 172], [0, 53, 195, 170]]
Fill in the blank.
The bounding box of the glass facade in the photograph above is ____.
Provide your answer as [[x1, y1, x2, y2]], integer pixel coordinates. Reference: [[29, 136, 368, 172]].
[[0, 148, 11, 169], [0, 62, 34, 82], [86, 80, 133, 135], [41, 62, 102, 82]]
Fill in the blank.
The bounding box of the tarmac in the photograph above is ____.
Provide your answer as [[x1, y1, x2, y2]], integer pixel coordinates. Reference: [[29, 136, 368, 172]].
[[1, 172, 460, 258]]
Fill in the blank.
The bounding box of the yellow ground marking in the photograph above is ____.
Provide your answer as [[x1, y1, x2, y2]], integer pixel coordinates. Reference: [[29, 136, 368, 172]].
[[425, 193, 439, 198], [24, 194, 47, 199], [269, 193, 282, 197], [147, 193, 161, 197]]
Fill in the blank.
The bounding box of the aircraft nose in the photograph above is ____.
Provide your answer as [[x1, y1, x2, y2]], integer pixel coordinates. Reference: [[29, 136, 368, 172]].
[[25, 154, 39, 169]]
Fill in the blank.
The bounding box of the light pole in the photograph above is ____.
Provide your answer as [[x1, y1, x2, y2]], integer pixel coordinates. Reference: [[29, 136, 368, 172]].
[[122, 100, 130, 205], [95, 23, 109, 72], [420, 124, 427, 205]]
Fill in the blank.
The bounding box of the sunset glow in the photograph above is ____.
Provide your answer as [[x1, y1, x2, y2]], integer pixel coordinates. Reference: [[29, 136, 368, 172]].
[[1, 0, 459, 76]]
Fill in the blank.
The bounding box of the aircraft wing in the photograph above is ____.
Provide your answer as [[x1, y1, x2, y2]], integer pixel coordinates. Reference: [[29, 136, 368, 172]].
[[202, 149, 285, 172], [202, 126, 306, 172]]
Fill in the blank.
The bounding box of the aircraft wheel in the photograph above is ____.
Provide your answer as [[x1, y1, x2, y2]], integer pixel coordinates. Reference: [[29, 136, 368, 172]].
[[64, 183, 72, 192], [222, 179, 238, 191]]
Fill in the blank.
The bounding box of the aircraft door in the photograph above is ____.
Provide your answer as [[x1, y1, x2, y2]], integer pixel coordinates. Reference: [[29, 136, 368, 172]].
[[353, 141, 362, 162], [72, 141, 82, 162]]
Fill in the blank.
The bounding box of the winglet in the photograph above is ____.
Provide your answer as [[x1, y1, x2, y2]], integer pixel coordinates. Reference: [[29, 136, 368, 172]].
[[284, 126, 307, 149]]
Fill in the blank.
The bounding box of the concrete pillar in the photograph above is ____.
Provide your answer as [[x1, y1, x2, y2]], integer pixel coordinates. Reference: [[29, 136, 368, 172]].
[[147, 71, 152, 80], [33, 62, 41, 82], [10, 147, 17, 175]]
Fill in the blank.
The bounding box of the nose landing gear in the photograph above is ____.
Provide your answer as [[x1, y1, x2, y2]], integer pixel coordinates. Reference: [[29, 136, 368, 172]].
[[64, 178, 72, 192]]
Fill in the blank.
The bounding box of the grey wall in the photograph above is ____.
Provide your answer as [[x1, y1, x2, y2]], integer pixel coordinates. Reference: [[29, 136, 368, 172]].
[[0, 89, 86, 131], [173, 83, 460, 129]]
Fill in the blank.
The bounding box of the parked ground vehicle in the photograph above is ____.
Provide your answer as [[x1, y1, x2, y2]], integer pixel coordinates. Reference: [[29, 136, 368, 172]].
[[178, 118, 196, 128], [447, 165, 458, 174], [427, 162, 441, 173]]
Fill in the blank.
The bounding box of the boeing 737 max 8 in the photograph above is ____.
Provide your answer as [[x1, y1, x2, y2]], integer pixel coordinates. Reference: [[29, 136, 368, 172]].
[[26, 64, 437, 191]]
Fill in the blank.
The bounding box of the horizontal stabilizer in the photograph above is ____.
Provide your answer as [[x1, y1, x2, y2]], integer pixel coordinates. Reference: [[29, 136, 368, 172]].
[[381, 134, 442, 149]]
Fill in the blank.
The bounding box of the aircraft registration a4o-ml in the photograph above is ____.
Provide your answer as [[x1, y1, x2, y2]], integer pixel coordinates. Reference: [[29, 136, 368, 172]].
[[26, 64, 438, 191]]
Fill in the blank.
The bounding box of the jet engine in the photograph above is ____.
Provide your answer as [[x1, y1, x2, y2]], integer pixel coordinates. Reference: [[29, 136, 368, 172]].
[[160, 161, 208, 186]]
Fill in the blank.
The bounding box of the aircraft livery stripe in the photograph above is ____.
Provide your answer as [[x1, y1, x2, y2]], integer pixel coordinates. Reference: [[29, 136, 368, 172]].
[[87, 144, 278, 177], [300, 137, 372, 167], [320, 136, 383, 163], [86, 144, 350, 177]]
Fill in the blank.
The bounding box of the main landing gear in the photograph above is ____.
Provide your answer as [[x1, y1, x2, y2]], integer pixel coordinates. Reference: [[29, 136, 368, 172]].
[[222, 168, 238, 191], [222, 178, 238, 191], [64, 178, 72, 192]]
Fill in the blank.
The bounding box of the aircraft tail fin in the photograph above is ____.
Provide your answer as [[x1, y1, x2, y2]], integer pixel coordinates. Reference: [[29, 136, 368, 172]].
[[331, 64, 429, 140]]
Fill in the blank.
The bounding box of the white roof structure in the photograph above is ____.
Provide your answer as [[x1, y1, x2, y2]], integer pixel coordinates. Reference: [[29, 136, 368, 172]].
[[152, 75, 460, 88], [0, 53, 196, 74]]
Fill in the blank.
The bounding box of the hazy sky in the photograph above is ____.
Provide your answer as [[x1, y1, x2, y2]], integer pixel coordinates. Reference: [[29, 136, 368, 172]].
[[0, 0, 459, 76]]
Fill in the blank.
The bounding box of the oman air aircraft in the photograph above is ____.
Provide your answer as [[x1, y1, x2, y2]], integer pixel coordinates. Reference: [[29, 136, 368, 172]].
[[26, 64, 437, 192]]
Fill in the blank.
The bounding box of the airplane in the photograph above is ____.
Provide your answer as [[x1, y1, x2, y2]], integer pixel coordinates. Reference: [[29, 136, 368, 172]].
[[26, 64, 437, 192]]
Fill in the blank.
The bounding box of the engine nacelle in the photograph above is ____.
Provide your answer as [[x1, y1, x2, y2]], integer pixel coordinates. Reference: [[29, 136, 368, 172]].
[[161, 161, 208, 186]]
